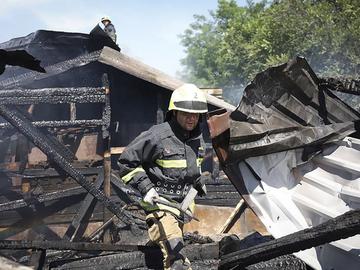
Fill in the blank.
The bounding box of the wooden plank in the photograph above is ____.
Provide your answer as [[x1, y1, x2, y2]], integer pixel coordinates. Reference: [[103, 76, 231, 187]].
[[195, 198, 241, 207], [98, 46, 236, 111], [63, 173, 104, 241], [102, 73, 112, 243], [110, 147, 125, 155], [206, 185, 239, 192], [218, 199, 246, 234], [198, 192, 241, 200], [70, 103, 76, 121], [2, 167, 102, 178]]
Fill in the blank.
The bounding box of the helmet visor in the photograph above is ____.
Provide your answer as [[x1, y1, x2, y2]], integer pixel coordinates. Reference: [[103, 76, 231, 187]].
[[174, 100, 208, 113]]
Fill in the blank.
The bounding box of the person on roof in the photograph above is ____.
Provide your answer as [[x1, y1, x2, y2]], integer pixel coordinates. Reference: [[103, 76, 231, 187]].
[[118, 84, 210, 270], [101, 16, 117, 43]]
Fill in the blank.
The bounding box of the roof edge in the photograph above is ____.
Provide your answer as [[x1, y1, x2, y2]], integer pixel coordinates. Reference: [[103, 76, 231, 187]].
[[98, 46, 236, 111]]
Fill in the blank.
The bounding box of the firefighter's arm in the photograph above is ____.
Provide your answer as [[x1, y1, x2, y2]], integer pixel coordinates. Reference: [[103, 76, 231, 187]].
[[117, 131, 158, 196]]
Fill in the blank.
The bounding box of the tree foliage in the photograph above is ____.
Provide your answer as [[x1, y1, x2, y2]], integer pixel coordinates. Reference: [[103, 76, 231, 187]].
[[180, 0, 360, 96]]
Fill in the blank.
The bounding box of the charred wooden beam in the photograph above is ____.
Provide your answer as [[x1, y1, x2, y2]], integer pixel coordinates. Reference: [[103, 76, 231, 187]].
[[0, 239, 146, 252], [42, 128, 77, 162], [70, 102, 76, 121], [195, 198, 241, 207], [0, 87, 104, 97], [0, 172, 134, 213], [0, 105, 142, 228], [1, 166, 101, 178], [0, 95, 105, 105], [0, 119, 104, 129], [48, 242, 218, 270], [87, 215, 116, 242], [101, 74, 111, 141], [0, 186, 86, 212], [63, 172, 104, 241], [102, 73, 112, 243], [110, 174, 142, 204], [219, 209, 360, 270], [321, 77, 360, 95]]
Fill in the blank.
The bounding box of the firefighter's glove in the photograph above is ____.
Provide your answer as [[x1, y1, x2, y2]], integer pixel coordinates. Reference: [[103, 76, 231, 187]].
[[143, 188, 159, 205], [194, 171, 211, 197]]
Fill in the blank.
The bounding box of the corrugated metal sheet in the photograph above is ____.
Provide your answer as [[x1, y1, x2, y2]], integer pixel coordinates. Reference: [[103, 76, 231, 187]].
[[238, 137, 360, 269]]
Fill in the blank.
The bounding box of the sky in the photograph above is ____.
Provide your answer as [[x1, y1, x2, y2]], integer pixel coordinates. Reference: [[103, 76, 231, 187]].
[[0, 0, 250, 78]]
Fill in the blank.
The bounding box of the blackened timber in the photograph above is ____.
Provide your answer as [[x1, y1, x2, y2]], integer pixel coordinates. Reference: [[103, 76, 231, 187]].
[[0, 173, 131, 216], [42, 129, 77, 162], [0, 119, 104, 129], [321, 78, 360, 96], [48, 243, 218, 269], [87, 215, 116, 241], [70, 102, 76, 121], [110, 174, 140, 204], [0, 87, 104, 97], [0, 95, 105, 105], [0, 186, 85, 212], [219, 209, 360, 270], [0, 239, 146, 252], [102, 73, 112, 243], [0, 105, 141, 227], [63, 172, 104, 241], [1, 166, 101, 178], [101, 74, 111, 140]]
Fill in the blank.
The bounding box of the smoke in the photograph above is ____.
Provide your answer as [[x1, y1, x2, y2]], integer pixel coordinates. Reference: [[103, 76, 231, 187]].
[[222, 85, 245, 107]]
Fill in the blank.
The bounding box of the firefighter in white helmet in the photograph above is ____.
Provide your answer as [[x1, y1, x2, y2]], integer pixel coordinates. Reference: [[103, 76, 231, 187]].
[[118, 84, 210, 269], [101, 16, 117, 43]]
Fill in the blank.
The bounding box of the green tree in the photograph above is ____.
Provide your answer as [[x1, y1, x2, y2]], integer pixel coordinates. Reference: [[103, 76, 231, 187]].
[[180, 0, 360, 104]]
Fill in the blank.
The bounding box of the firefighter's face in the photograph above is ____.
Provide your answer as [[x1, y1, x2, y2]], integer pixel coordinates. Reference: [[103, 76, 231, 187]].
[[175, 111, 200, 131]]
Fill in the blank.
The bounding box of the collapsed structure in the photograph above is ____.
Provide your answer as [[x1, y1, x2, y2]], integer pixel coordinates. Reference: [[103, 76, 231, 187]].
[[0, 28, 244, 269], [208, 57, 360, 269], [0, 27, 359, 270]]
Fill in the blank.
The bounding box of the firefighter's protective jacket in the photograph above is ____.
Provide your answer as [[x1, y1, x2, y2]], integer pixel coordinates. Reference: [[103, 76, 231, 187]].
[[104, 23, 116, 43], [118, 119, 206, 210]]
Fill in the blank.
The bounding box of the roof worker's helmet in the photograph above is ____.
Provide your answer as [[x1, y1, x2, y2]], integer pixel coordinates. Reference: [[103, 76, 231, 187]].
[[166, 84, 208, 120], [101, 16, 111, 23]]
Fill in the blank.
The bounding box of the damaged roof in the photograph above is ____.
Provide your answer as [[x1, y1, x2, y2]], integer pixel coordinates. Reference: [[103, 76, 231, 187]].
[[98, 46, 236, 111], [209, 56, 360, 163], [0, 27, 235, 112], [209, 56, 360, 269]]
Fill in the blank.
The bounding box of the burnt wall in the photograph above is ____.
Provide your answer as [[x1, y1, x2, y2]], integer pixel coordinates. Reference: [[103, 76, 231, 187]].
[[0, 30, 175, 158]]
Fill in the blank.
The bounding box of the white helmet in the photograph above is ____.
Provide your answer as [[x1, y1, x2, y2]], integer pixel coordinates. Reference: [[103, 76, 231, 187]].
[[101, 16, 111, 23], [168, 84, 208, 114]]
